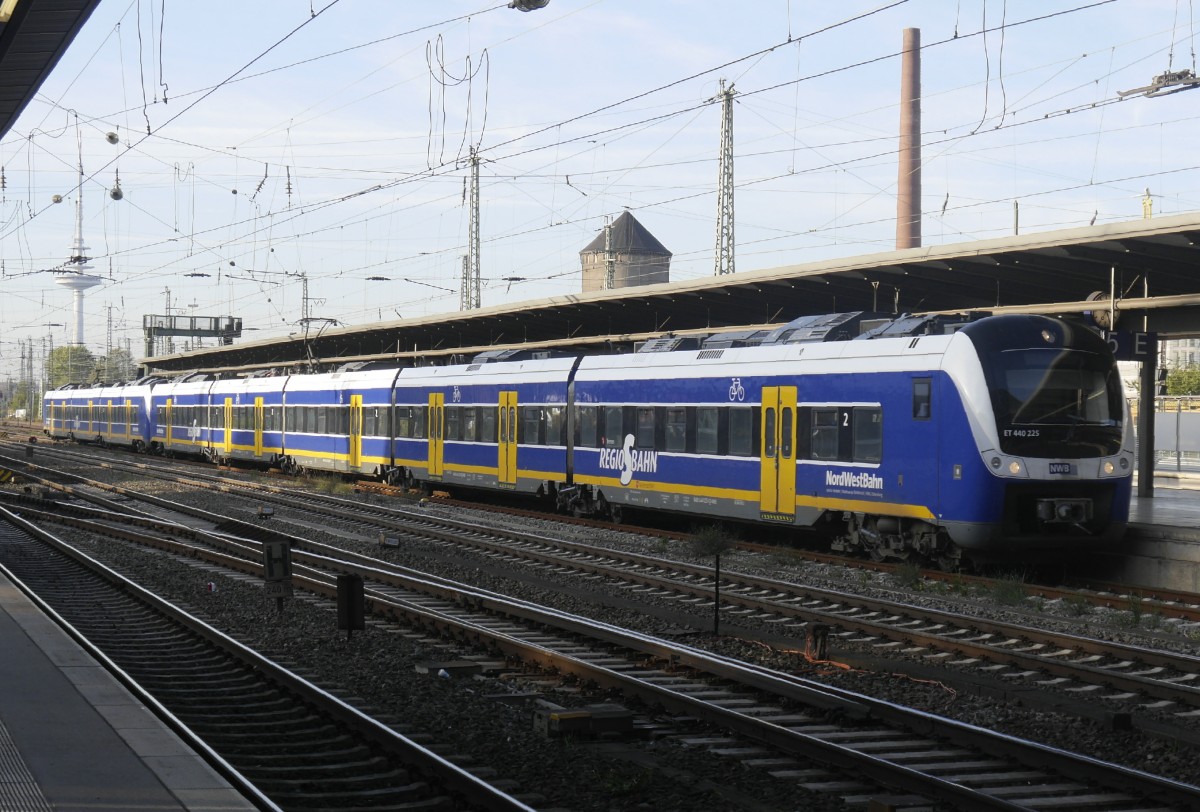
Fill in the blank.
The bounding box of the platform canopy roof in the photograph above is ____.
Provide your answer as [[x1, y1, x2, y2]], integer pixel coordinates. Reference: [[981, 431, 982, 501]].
[[148, 211, 1200, 374], [0, 0, 102, 139]]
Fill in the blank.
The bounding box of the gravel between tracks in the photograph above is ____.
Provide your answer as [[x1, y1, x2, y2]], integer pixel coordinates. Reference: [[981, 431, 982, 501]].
[[11, 462, 1200, 809]]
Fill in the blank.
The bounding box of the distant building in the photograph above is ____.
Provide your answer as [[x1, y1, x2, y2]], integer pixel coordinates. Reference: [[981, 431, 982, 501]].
[[580, 211, 671, 293], [1165, 337, 1200, 369]]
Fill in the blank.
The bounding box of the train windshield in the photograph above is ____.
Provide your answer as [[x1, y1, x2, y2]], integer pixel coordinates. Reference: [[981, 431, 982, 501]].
[[988, 347, 1123, 457]]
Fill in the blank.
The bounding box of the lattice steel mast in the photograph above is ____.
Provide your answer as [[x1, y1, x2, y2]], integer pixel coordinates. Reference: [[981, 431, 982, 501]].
[[461, 147, 482, 310], [713, 79, 736, 276]]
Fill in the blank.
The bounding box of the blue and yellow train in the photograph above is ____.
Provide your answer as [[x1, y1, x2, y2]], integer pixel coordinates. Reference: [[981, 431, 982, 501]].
[[42, 312, 1134, 567]]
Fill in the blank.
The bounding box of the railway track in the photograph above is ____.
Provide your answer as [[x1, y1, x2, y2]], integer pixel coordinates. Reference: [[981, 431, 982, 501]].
[[2, 458, 1199, 808], [11, 446, 1200, 718], [0, 507, 534, 812], [27, 437, 1200, 620]]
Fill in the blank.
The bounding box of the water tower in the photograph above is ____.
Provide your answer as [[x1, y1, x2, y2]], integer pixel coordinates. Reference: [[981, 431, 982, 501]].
[[54, 167, 102, 346]]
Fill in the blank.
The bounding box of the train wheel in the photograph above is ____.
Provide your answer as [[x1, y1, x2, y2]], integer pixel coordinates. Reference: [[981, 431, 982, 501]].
[[609, 504, 623, 525]]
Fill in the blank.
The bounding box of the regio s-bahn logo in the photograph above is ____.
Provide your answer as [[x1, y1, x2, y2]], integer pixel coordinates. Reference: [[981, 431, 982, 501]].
[[598, 433, 659, 485]]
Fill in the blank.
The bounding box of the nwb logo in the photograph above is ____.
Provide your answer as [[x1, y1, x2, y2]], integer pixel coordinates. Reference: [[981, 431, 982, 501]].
[[825, 469, 883, 490]]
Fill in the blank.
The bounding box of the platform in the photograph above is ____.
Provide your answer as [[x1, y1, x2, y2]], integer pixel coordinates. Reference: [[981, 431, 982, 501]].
[[1129, 472, 1200, 535], [0, 570, 263, 812]]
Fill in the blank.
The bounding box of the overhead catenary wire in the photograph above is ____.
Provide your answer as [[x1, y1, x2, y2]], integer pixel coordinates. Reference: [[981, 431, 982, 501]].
[[2, 0, 1191, 343]]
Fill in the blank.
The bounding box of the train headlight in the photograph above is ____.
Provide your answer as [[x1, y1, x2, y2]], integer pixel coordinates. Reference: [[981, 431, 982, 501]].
[[990, 456, 1001, 470], [1103, 460, 1116, 475], [1008, 460, 1022, 475], [1119, 457, 1129, 470]]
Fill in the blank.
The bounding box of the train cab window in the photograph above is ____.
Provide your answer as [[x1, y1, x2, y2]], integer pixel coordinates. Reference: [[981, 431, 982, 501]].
[[912, 378, 931, 420], [603, 406, 623, 448], [480, 406, 496, 443], [853, 408, 883, 463], [665, 408, 687, 452], [696, 408, 719, 454], [811, 409, 839, 459], [729, 407, 754, 457], [576, 405, 598, 448], [636, 407, 656, 448], [522, 406, 542, 445]]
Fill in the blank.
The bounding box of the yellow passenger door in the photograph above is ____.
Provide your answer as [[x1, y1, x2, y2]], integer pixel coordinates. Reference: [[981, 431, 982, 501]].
[[223, 398, 233, 454], [427, 393, 444, 478], [759, 386, 797, 520], [348, 395, 362, 468], [498, 391, 518, 487], [254, 397, 265, 458]]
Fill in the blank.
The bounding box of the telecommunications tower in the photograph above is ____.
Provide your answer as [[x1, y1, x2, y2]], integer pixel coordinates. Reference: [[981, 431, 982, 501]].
[[55, 141, 102, 345]]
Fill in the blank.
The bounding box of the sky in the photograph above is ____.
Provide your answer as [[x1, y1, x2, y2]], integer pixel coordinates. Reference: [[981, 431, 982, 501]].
[[3, 0, 1200, 377]]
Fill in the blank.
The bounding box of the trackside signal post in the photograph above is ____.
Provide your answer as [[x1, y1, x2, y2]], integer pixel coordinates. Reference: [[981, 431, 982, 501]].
[[263, 540, 293, 612]]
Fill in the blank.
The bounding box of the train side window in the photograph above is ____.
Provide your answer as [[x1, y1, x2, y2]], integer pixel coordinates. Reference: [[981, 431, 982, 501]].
[[729, 407, 754, 456], [636, 407, 655, 448], [522, 406, 542, 445], [853, 408, 883, 463], [912, 378, 931, 420], [480, 405, 496, 443], [544, 406, 565, 447], [395, 406, 411, 438], [665, 408, 686, 452], [446, 407, 461, 441], [414, 406, 427, 439], [696, 407, 719, 454], [811, 408, 839, 459], [463, 407, 478, 442], [603, 406, 623, 448], [576, 405, 598, 448]]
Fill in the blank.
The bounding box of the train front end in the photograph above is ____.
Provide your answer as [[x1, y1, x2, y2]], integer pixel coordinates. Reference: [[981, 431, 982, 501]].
[[943, 315, 1134, 555]]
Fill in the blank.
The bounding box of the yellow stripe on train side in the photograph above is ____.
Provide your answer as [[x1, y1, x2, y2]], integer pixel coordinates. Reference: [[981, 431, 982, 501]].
[[574, 473, 935, 520]]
